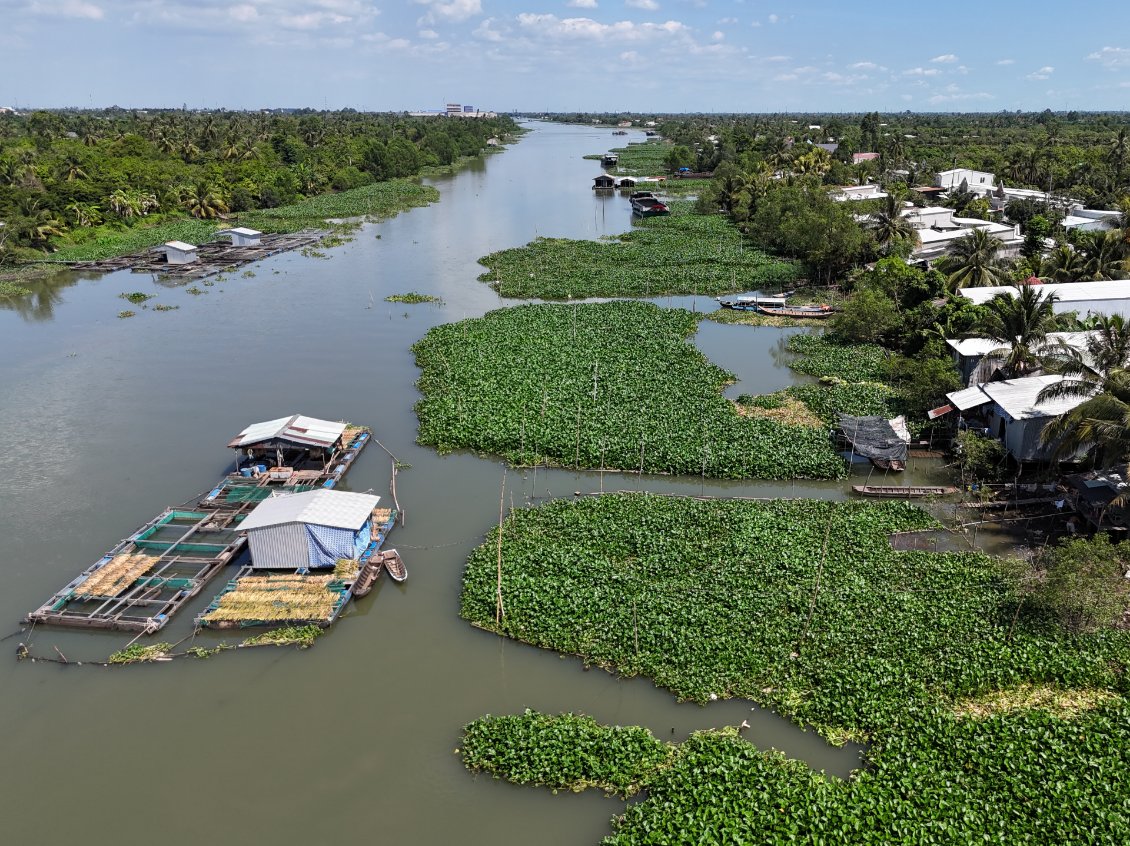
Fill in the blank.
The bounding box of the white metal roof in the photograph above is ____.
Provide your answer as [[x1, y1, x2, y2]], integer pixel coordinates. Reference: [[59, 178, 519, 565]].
[[164, 241, 197, 252], [960, 281, 1130, 305], [946, 331, 1099, 359], [239, 490, 380, 532], [227, 227, 262, 236], [980, 375, 1091, 420], [230, 414, 347, 449], [946, 386, 992, 411]]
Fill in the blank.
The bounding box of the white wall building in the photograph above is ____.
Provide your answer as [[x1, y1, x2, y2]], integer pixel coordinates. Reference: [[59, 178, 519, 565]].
[[902, 206, 1022, 261], [833, 184, 888, 202], [162, 241, 197, 265], [224, 227, 262, 247], [936, 168, 995, 196], [960, 280, 1130, 319]]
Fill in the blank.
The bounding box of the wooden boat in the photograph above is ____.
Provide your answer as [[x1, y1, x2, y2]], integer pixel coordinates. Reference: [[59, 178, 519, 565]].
[[871, 457, 906, 472], [379, 549, 406, 583], [852, 485, 958, 498], [351, 560, 383, 598], [630, 194, 670, 216], [755, 304, 833, 319]]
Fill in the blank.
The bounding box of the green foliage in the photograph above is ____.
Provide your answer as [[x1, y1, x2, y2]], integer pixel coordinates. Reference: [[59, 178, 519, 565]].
[[0, 280, 32, 298], [48, 219, 221, 263], [787, 333, 889, 382], [240, 625, 323, 648], [478, 202, 798, 299], [1032, 534, 1130, 634], [829, 287, 904, 343], [785, 382, 897, 423], [412, 302, 845, 479], [108, 643, 172, 664], [954, 431, 1008, 483], [461, 493, 1130, 845], [461, 710, 672, 796], [242, 178, 440, 230], [881, 350, 962, 418], [385, 291, 441, 304], [119, 291, 153, 304]]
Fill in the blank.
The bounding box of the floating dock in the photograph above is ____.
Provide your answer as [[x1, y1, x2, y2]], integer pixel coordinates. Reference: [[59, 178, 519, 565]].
[[71, 231, 328, 280], [196, 506, 399, 630], [25, 508, 250, 633], [24, 418, 376, 634]]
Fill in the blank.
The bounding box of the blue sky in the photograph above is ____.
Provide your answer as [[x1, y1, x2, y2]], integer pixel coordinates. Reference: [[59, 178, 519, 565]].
[[2, 1, 1129, 112]]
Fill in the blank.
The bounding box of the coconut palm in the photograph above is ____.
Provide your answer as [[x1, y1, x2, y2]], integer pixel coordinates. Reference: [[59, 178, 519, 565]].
[[181, 182, 229, 219], [64, 201, 101, 228], [1041, 244, 1088, 283], [1040, 368, 1130, 465], [20, 209, 66, 249], [937, 228, 1010, 290], [867, 194, 918, 256], [1109, 128, 1128, 191], [61, 156, 88, 182], [1078, 230, 1129, 280], [969, 284, 1060, 378]]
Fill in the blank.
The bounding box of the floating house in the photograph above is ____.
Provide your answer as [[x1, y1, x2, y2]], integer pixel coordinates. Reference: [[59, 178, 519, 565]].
[[239, 489, 381, 570], [601, 153, 619, 168], [224, 227, 263, 247], [162, 241, 198, 265], [228, 414, 352, 474], [592, 174, 616, 191]]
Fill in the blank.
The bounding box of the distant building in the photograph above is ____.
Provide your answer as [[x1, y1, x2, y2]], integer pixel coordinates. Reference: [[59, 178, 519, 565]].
[[162, 241, 198, 265], [852, 152, 880, 164], [960, 280, 1130, 320], [936, 168, 995, 196], [833, 184, 887, 202], [902, 206, 1022, 261], [446, 103, 462, 116]]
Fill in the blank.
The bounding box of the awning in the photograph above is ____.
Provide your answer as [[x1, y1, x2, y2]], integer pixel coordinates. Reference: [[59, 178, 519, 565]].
[[945, 386, 991, 412]]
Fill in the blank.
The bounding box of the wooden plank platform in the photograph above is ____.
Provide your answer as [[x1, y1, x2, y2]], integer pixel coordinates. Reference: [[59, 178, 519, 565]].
[[71, 231, 329, 280]]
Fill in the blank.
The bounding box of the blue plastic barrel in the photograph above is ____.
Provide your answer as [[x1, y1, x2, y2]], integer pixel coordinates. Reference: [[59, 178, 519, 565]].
[[240, 468, 253, 478]]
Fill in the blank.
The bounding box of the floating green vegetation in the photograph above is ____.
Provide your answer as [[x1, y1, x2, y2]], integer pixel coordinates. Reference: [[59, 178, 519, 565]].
[[240, 625, 323, 649], [243, 179, 440, 230], [385, 291, 441, 304], [47, 219, 222, 263], [0, 280, 33, 298], [186, 644, 233, 659], [117, 310, 135, 319], [119, 291, 153, 304], [786, 333, 889, 383], [785, 381, 899, 424], [477, 203, 798, 300], [412, 301, 845, 480], [108, 643, 172, 664], [461, 710, 673, 797], [704, 308, 827, 328], [153, 304, 179, 312], [596, 141, 670, 176], [185, 286, 205, 296], [461, 494, 1130, 844], [735, 392, 822, 428]]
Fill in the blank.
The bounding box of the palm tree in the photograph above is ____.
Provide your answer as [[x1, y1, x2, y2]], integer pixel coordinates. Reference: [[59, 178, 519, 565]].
[[867, 194, 918, 256], [937, 228, 1010, 290], [970, 285, 1060, 378], [1040, 369, 1130, 465], [62, 156, 88, 182], [1041, 244, 1088, 283], [1109, 128, 1128, 191], [64, 201, 102, 228], [1078, 230, 1129, 281], [20, 210, 66, 249], [181, 182, 229, 219]]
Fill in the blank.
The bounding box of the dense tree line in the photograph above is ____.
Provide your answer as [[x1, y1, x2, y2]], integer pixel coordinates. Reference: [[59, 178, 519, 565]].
[[0, 109, 516, 258]]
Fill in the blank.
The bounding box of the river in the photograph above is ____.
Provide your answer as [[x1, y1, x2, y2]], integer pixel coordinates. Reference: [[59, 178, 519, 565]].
[[0, 122, 956, 844]]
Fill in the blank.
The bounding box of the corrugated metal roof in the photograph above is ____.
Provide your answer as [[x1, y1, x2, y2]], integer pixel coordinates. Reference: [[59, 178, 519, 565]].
[[164, 241, 197, 251], [960, 280, 1130, 305], [229, 414, 347, 448], [946, 386, 991, 410], [228, 227, 261, 236], [946, 331, 1099, 359], [239, 490, 380, 532], [980, 375, 1091, 420]]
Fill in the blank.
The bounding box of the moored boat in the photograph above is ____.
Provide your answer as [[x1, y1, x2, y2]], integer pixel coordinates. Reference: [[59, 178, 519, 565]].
[[352, 559, 383, 597], [852, 485, 958, 498], [630, 193, 669, 216], [755, 304, 833, 319], [379, 549, 407, 582]]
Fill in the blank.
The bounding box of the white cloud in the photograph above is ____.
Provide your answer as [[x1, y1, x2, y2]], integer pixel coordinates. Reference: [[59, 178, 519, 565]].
[[620, 50, 640, 63], [472, 17, 504, 41], [717, 16, 737, 24], [229, 4, 258, 23], [515, 14, 688, 43], [849, 61, 885, 71], [566, 0, 598, 7], [1026, 65, 1054, 80], [1087, 46, 1130, 69], [767, 13, 779, 23], [928, 90, 992, 104], [415, 0, 482, 25], [902, 67, 940, 77], [419, 28, 438, 38], [996, 58, 1015, 66], [626, 0, 659, 9], [930, 53, 958, 63], [712, 30, 723, 41], [30, 0, 103, 19]]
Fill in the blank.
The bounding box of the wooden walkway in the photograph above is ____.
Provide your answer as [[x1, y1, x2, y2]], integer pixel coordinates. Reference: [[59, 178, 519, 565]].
[[71, 231, 328, 280]]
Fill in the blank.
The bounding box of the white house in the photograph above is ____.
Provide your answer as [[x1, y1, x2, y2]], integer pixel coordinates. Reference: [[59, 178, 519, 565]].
[[960, 280, 1130, 319], [945, 375, 1090, 462], [902, 206, 1022, 261], [224, 227, 262, 247], [238, 489, 381, 570], [833, 184, 888, 202], [945, 331, 1099, 386], [162, 241, 198, 265], [1061, 208, 1121, 233], [936, 168, 995, 196]]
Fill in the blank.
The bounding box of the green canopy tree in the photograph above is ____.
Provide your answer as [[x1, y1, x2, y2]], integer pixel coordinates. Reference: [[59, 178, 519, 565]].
[[970, 285, 1060, 378], [937, 228, 1011, 290]]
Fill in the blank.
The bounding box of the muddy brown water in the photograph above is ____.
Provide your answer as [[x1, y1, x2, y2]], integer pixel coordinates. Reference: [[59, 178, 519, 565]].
[[0, 123, 965, 843]]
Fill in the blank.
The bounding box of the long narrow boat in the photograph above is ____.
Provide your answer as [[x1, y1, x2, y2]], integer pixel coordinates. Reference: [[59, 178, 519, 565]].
[[852, 485, 958, 498], [351, 560, 384, 598], [756, 304, 833, 319], [379, 549, 407, 583]]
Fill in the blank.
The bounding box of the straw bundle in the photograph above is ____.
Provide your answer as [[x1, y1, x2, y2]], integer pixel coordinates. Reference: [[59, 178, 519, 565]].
[[340, 426, 364, 446], [202, 574, 342, 623], [372, 508, 393, 525], [334, 558, 360, 581], [76, 553, 157, 598]]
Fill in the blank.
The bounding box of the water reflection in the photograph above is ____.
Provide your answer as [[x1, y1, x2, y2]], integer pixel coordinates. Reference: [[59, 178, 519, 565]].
[[0, 272, 81, 321]]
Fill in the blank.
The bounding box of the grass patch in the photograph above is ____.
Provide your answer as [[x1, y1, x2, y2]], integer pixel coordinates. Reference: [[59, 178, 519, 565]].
[[412, 301, 845, 480], [735, 393, 822, 427], [705, 308, 828, 328], [48, 218, 222, 263], [786, 381, 899, 424], [240, 625, 323, 649], [108, 643, 172, 664], [242, 178, 439, 230], [477, 202, 799, 300], [461, 493, 1130, 844], [461, 710, 673, 797], [953, 684, 1120, 719], [385, 291, 441, 304], [787, 333, 889, 383]]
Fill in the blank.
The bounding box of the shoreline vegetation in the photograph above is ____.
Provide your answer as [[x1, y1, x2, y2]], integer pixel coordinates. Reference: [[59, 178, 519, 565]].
[[460, 493, 1130, 844], [411, 301, 847, 480]]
